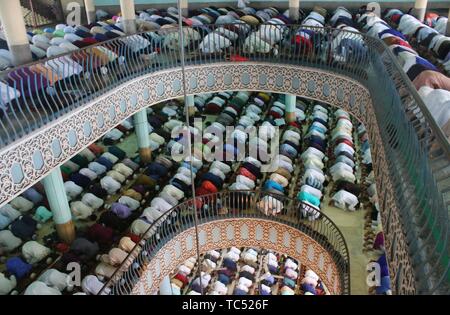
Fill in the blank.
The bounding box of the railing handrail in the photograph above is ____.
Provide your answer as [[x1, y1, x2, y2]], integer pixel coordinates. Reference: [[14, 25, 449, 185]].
[[98, 190, 350, 295]]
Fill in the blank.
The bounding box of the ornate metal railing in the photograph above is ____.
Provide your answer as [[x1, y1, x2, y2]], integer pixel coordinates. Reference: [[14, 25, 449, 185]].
[[0, 24, 448, 293], [365, 36, 450, 294], [0, 25, 368, 148], [98, 190, 350, 295]]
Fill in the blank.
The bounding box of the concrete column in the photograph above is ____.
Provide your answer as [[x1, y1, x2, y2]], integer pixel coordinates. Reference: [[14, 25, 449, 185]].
[[186, 95, 196, 116], [285, 94, 296, 123], [42, 169, 75, 244], [84, 0, 96, 24], [446, 9, 450, 37], [289, 0, 300, 22], [120, 0, 137, 34], [0, 0, 32, 66], [367, 2, 381, 17], [180, 0, 188, 17], [159, 276, 173, 295], [134, 109, 152, 163], [413, 0, 428, 22]]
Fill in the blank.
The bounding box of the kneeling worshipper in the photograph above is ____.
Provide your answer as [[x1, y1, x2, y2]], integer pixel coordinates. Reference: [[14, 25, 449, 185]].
[[10, 215, 38, 241], [331, 189, 360, 211], [0, 273, 17, 295], [97, 247, 130, 267], [38, 269, 73, 292], [81, 275, 111, 295], [0, 230, 22, 253], [417, 86, 450, 141], [0, 204, 21, 224], [10, 196, 34, 213], [24, 281, 62, 295], [22, 241, 52, 264], [71, 201, 94, 220], [6, 257, 32, 280]]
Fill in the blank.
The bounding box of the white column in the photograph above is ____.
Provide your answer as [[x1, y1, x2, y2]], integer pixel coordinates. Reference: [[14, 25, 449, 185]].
[[186, 95, 196, 116], [42, 168, 75, 244], [285, 94, 296, 123], [180, 0, 188, 17], [413, 0, 428, 22], [120, 0, 136, 34], [289, 0, 300, 22], [84, 0, 96, 24], [0, 0, 32, 66], [367, 2, 381, 17], [134, 109, 152, 163]]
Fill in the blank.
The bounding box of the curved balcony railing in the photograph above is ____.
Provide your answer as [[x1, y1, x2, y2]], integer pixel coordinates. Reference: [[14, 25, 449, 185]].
[[0, 24, 448, 293], [97, 190, 350, 295], [0, 25, 370, 148]]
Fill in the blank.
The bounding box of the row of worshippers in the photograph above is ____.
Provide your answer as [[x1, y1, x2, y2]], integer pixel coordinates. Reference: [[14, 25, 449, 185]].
[[193, 91, 273, 216], [297, 104, 330, 220], [102, 118, 134, 145], [330, 7, 367, 64], [31, 103, 190, 294], [385, 9, 450, 72], [257, 96, 306, 216], [175, 246, 328, 295], [5, 101, 182, 294], [291, 8, 327, 56], [0, 6, 170, 113], [258, 253, 326, 295], [19, 129, 141, 294], [196, 92, 259, 199], [64, 145, 135, 220], [359, 9, 450, 88], [184, 247, 263, 295], [0, 5, 283, 96], [80, 102, 191, 293], [0, 182, 58, 295], [358, 10, 450, 143], [0, 4, 294, 113], [329, 109, 361, 212], [224, 92, 272, 193], [22, 234, 138, 295], [424, 13, 448, 36]]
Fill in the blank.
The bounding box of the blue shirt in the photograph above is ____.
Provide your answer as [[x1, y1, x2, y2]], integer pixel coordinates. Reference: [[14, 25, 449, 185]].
[[6, 257, 32, 279], [297, 191, 321, 207], [264, 180, 284, 193], [0, 213, 11, 229], [96, 157, 114, 171]]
